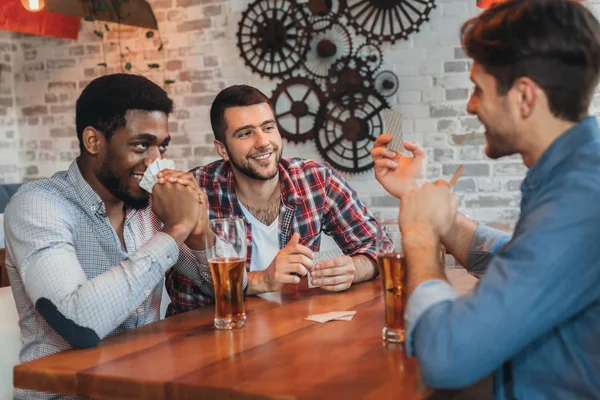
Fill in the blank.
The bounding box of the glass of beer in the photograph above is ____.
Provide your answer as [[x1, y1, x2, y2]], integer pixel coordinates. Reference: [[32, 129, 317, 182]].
[[377, 220, 406, 343], [206, 217, 247, 330]]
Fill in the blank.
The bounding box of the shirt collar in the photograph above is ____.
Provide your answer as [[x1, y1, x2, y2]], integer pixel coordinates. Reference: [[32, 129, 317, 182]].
[[524, 116, 599, 190], [67, 159, 106, 217]]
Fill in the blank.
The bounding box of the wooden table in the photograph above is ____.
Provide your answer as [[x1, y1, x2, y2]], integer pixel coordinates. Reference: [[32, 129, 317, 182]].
[[14, 276, 488, 400]]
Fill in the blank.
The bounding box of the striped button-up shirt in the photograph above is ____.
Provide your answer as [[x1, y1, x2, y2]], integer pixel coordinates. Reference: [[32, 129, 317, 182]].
[[166, 157, 386, 315], [4, 160, 204, 400]]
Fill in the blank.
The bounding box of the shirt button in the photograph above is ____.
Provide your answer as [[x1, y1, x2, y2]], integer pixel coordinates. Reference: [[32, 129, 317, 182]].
[[144, 290, 151, 298], [167, 256, 172, 263]]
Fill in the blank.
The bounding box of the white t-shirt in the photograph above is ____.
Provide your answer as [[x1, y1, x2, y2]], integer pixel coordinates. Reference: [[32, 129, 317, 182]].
[[239, 202, 280, 272]]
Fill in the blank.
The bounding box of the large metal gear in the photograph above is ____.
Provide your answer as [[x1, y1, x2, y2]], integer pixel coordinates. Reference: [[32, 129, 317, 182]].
[[237, 0, 312, 79], [339, 0, 436, 44], [326, 56, 374, 104], [296, 0, 342, 32], [315, 88, 389, 173], [302, 18, 354, 80], [356, 42, 383, 73], [271, 76, 326, 143]]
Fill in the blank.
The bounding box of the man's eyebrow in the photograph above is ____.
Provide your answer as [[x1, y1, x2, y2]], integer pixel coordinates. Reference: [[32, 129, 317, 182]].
[[232, 124, 255, 135]]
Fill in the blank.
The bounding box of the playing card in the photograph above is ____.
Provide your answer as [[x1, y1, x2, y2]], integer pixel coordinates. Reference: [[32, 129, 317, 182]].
[[382, 108, 404, 153], [139, 173, 157, 193], [139, 157, 177, 193], [148, 158, 161, 175], [305, 310, 357, 323], [158, 158, 175, 170], [308, 249, 344, 288]]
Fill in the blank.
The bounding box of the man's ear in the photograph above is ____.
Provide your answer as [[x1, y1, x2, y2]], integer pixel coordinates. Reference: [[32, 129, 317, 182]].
[[214, 139, 229, 161], [81, 127, 104, 155]]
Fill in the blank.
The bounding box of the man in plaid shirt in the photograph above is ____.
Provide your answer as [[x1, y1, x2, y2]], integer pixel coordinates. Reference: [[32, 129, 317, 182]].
[[165, 85, 404, 315]]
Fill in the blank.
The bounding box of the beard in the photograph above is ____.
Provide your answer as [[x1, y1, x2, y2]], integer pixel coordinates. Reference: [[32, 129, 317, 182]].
[[484, 128, 519, 160], [98, 155, 149, 210], [227, 144, 283, 181]]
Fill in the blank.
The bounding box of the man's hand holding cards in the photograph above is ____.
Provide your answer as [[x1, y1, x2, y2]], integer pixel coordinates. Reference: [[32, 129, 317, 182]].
[[309, 249, 356, 292]]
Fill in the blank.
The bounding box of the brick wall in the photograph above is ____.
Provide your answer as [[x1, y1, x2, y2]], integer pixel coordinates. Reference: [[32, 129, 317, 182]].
[[1, 0, 599, 230]]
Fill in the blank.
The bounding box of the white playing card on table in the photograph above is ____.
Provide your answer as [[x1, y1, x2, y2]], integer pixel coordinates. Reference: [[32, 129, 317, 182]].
[[382, 108, 404, 153], [308, 249, 344, 288]]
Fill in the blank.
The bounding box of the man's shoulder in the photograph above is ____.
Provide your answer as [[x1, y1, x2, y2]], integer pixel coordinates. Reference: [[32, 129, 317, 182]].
[[189, 159, 227, 184], [281, 157, 334, 177], [4, 172, 75, 221]]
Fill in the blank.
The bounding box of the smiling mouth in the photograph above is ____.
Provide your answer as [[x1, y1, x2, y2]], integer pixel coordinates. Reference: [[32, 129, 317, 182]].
[[250, 152, 272, 161], [132, 173, 144, 182]]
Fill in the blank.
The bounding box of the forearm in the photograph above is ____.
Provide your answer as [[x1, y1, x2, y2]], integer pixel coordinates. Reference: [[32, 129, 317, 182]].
[[352, 255, 377, 283], [402, 223, 447, 296], [25, 233, 178, 347], [439, 212, 477, 268]]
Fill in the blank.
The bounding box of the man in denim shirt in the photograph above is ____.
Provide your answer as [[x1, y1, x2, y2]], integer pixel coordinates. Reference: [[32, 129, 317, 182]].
[[372, 0, 600, 398]]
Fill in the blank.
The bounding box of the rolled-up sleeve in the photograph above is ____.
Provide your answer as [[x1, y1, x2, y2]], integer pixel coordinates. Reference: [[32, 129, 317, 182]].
[[466, 223, 511, 277]]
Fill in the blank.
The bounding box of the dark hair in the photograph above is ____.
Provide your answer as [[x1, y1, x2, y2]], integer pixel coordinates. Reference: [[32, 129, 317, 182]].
[[461, 0, 600, 122], [75, 73, 173, 153], [210, 85, 272, 142]]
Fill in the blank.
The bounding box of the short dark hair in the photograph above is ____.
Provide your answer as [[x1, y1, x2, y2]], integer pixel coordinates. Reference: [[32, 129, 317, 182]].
[[461, 0, 600, 122], [210, 85, 272, 142], [76, 73, 173, 153]]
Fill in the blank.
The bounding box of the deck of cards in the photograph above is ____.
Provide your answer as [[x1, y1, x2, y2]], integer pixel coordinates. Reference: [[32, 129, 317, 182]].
[[382, 108, 404, 153], [139, 157, 176, 193], [308, 248, 344, 288]]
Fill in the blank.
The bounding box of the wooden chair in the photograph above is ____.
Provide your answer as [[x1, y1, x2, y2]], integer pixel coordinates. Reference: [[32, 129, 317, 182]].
[[0, 249, 9, 288]]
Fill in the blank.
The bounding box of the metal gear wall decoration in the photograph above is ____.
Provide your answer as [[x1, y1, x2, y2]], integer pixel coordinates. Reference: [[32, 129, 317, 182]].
[[315, 88, 389, 173], [303, 18, 353, 80], [237, 0, 436, 173], [374, 70, 399, 98], [355, 42, 383, 73], [237, 0, 312, 78], [339, 0, 436, 43], [271, 76, 326, 143], [296, 0, 342, 32]]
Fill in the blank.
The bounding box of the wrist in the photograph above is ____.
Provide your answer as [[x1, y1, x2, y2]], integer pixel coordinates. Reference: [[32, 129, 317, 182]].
[[401, 222, 438, 247], [161, 224, 191, 247], [247, 270, 268, 295]]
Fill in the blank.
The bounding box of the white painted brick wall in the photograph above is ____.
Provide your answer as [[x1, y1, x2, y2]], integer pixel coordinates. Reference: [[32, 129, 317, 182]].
[[2, 0, 600, 230]]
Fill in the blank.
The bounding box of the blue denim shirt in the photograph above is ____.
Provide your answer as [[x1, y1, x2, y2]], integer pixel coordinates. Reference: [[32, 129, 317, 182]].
[[405, 117, 600, 399]]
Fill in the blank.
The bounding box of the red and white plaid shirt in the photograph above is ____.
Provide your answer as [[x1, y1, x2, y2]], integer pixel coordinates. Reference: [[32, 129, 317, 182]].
[[165, 158, 387, 315]]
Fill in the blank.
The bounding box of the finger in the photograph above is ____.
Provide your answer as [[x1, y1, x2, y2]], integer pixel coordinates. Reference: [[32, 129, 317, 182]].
[[198, 189, 208, 204], [315, 255, 350, 269], [312, 274, 353, 288], [319, 282, 352, 292], [278, 264, 308, 277], [404, 141, 426, 158], [287, 232, 300, 246], [449, 164, 464, 187], [373, 133, 392, 147], [371, 147, 399, 161], [275, 273, 301, 284], [286, 254, 314, 269], [434, 179, 452, 188], [312, 265, 354, 277]]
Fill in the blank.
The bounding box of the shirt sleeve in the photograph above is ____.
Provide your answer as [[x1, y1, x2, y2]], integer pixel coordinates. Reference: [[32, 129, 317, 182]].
[[466, 223, 512, 277], [4, 190, 179, 348], [321, 166, 392, 262], [407, 185, 600, 389]]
